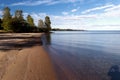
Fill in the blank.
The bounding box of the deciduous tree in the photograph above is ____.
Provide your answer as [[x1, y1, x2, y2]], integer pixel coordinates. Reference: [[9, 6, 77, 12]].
[[2, 7, 12, 31], [38, 19, 44, 28], [45, 16, 51, 31]]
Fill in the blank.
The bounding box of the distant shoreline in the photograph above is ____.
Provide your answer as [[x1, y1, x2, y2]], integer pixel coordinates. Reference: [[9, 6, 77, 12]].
[[52, 28, 85, 31]]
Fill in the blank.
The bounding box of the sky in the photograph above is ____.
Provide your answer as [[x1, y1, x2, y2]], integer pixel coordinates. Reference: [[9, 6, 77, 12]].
[[0, 0, 120, 30]]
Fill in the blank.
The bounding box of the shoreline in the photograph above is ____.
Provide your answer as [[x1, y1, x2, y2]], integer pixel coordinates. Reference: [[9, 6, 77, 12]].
[[0, 33, 57, 80]]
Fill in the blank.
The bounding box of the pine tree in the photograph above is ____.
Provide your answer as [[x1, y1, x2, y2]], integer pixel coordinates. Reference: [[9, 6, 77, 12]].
[[3, 7, 11, 20], [15, 10, 24, 20], [27, 15, 35, 27]]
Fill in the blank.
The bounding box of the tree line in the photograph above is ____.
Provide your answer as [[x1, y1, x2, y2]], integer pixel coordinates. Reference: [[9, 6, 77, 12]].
[[0, 7, 51, 33]]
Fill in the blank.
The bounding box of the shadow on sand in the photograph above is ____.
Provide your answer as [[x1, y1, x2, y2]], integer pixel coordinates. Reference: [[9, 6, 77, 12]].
[[108, 65, 120, 80], [0, 35, 42, 51]]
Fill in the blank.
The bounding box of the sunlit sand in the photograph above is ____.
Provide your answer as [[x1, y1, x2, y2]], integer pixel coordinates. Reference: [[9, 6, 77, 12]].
[[0, 33, 57, 80]]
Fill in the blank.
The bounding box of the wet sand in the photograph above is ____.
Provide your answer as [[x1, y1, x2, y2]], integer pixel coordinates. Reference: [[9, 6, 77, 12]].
[[0, 33, 57, 80]]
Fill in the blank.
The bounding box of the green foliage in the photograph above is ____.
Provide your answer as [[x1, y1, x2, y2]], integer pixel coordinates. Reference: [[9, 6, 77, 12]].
[[27, 15, 35, 27], [11, 18, 28, 32], [45, 16, 51, 31], [10, 10, 32, 32], [11, 17, 38, 33], [15, 10, 24, 20], [3, 7, 11, 20], [37, 28, 48, 32], [0, 18, 3, 30], [1, 7, 52, 33], [2, 19, 12, 31], [2, 7, 12, 31]]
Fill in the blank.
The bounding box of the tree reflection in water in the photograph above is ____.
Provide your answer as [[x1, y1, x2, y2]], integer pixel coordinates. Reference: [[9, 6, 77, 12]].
[[41, 33, 51, 45]]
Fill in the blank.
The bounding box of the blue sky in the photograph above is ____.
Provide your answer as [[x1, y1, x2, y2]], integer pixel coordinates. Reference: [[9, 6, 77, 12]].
[[0, 0, 120, 30]]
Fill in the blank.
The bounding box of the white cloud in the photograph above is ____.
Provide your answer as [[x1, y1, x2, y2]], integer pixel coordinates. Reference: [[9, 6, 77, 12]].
[[52, 3, 120, 30], [11, 0, 52, 6], [81, 4, 120, 19], [23, 12, 29, 17], [62, 7, 79, 15], [98, 4, 120, 18], [104, 4, 120, 11], [71, 9, 77, 12], [22, 3, 120, 30], [23, 10, 120, 30], [11, 0, 83, 6], [62, 12, 69, 15], [81, 4, 114, 14], [23, 12, 47, 26], [47, 1, 60, 5], [102, 4, 120, 17]]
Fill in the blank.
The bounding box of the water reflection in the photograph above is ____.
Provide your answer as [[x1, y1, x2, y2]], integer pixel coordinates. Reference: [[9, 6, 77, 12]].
[[42, 33, 51, 45], [43, 31, 120, 80], [108, 65, 120, 80]]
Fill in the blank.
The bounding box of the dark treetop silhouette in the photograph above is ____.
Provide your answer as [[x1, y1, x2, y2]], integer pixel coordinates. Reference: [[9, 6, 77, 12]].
[[0, 7, 51, 33]]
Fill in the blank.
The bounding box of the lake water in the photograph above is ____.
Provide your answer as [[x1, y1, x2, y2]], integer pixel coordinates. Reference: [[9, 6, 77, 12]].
[[42, 31, 120, 80]]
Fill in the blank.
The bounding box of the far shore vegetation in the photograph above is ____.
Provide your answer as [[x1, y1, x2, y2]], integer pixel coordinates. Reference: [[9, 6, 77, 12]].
[[0, 7, 51, 33], [52, 28, 85, 31]]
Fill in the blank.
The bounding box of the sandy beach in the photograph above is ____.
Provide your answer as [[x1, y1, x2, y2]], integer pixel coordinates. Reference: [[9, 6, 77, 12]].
[[0, 33, 57, 80]]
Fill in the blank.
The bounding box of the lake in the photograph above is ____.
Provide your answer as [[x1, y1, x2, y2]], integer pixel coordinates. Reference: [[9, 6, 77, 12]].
[[42, 31, 120, 80]]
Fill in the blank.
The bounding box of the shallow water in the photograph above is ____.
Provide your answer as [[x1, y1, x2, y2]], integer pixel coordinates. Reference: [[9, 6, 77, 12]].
[[43, 31, 120, 80]]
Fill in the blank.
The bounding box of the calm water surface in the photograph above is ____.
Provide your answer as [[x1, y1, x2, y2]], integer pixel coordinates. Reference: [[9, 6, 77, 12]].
[[42, 31, 120, 80]]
